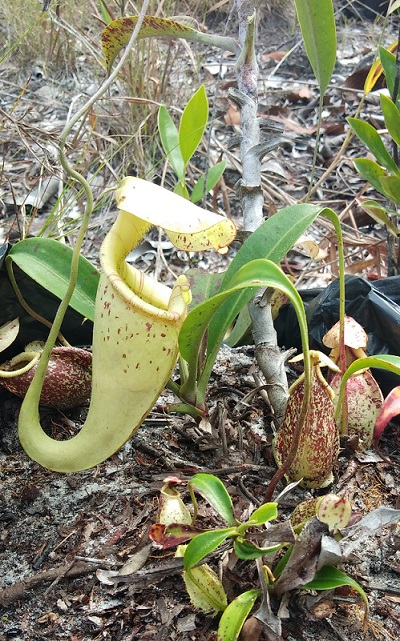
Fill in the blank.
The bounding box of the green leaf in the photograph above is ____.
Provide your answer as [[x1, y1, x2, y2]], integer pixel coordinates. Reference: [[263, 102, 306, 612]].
[[360, 200, 399, 237], [380, 93, 400, 146], [234, 537, 283, 560], [348, 118, 399, 175], [97, 0, 113, 25], [179, 257, 310, 408], [179, 85, 208, 166], [217, 589, 260, 641], [223, 306, 252, 347], [247, 502, 278, 526], [379, 46, 397, 100], [206, 204, 324, 358], [180, 259, 305, 374], [302, 566, 369, 626], [335, 355, 400, 424], [184, 528, 237, 571], [173, 182, 190, 199], [293, 0, 336, 95], [158, 105, 185, 182], [185, 269, 224, 310], [352, 158, 389, 196], [190, 160, 226, 203], [189, 474, 237, 526], [379, 175, 400, 205], [7, 238, 99, 321], [0, 318, 19, 354]]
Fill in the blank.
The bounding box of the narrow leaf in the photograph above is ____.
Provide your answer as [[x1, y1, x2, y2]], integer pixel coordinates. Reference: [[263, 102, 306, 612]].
[[247, 503, 278, 526], [348, 118, 399, 174], [7, 238, 99, 321], [364, 43, 397, 93], [360, 200, 399, 236], [234, 538, 282, 560], [189, 473, 236, 526], [379, 46, 397, 100], [206, 204, 324, 358], [184, 528, 237, 571], [217, 589, 260, 641], [302, 566, 369, 628], [380, 175, 400, 204], [179, 85, 208, 166], [190, 160, 226, 203], [185, 269, 224, 310], [97, 0, 113, 25], [335, 355, 400, 423], [293, 0, 336, 94], [158, 106, 185, 182], [352, 158, 389, 196], [179, 259, 306, 379], [380, 93, 400, 146]]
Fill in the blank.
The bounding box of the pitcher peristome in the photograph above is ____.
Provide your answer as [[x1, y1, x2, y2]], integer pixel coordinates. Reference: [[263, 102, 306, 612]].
[[18, 179, 236, 472]]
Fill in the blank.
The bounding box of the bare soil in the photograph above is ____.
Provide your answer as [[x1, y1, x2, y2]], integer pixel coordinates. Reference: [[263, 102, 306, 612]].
[[0, 5, 399, 641]]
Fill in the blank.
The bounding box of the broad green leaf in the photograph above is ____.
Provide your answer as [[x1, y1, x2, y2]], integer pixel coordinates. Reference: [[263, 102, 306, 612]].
[[379, 46, 397, 100], [352, 158, 388, 196], [342, 355, 400, 383], [380, 175, 400, 204], [189, 473, 236, 526], [347, 118, 399, 174], [206, 204, 324, 360], [360, 200, 399, 236], [158, 106, 185, 182], [302, 566, 369, 627], [185, 269, 224, 310], [190, 160, 227, 203], [184, 528, 237, 571], [293, 0, 336, 94], [179, 85, 208, 166], [234, 538, 282, 560], [0, 318, 19, 353], [7, 238, 99, 321], [380, 93, 400, 146], [102, 16, 237, 73], [179, 258, 309, 406], [247, 502, 278, 526], [180, 259, 305, 370], [217, 589, 260, 641]]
